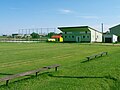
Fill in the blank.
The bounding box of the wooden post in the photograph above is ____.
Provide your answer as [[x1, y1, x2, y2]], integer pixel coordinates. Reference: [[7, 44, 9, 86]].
[[95, 55, 97, 58], [36, 72, 38, 77], [106, 52, 108, 55], [6, 80, 9, 86], [55, 67, 57, 71], [87, 57, 89, 61], [102, 23, 104, 43]]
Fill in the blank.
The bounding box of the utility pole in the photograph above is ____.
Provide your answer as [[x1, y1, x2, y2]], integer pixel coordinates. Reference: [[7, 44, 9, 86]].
[[101, 23, 104, 42], [18, 29, 20, 34]]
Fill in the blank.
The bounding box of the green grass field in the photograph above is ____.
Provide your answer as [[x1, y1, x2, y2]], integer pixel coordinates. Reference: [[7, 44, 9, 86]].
[[0, 42, 120, 90]]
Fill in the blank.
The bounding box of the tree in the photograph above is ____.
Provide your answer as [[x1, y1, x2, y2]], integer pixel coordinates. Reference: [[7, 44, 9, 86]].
[[47, 32, 56, 38], [31, 32, 39, 38]]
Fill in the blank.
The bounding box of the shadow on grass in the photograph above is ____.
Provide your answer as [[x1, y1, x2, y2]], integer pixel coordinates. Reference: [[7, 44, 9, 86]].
[[48, 74, 117, 81], [0, 73, 14, 76], [81, 57, 102, 63], [0, 71, 118, 89], [81, 55, 107, 63], [80, 58, 94, 63], [81, 59, 89, 63]]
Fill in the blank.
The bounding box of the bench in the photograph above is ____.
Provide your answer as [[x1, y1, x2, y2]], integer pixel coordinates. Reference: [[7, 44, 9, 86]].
[[86, 52, 108, 61], [100, 52, 108, 56], [0, 64, 60, 86]]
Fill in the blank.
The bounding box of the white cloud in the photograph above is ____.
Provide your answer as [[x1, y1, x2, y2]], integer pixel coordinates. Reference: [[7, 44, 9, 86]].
[[77, 16, 100, 19], [59, 9, 73, 14]]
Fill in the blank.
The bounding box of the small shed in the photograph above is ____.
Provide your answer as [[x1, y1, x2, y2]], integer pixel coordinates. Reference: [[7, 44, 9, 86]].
[[103, 32, 117, 43], [51, 35, 63, 42]]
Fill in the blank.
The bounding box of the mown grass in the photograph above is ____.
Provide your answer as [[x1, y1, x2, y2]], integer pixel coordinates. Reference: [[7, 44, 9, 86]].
[[0, 42, 120, 90]]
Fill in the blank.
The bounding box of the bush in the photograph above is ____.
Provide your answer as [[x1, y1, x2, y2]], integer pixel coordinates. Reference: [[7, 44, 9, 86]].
[[31, 32, 39, 38]]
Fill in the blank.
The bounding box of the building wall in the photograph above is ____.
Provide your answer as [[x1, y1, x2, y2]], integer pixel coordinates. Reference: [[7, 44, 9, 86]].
[[60, 27, 102, 43], [110, 25, 120, 36], [62, 31, 91, 42], [103, 34, 117, 43], [60, 37, 63, 42], [103, 34, 112, 43], [89, 28, 102, 42], [113, 35, 118, 43], [62, 32, 76, 42]]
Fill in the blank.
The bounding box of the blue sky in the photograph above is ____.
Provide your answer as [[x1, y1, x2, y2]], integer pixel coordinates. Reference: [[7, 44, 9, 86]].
[[0, 0, 120, 35]]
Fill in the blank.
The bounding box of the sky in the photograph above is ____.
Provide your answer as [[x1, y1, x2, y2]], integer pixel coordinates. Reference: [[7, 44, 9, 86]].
[[0, 0, 120, 35]]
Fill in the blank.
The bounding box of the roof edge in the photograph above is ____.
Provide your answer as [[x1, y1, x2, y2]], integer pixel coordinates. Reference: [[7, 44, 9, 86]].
[[109, 24, 120, 29], [58, 26, 102, 33], [58, 26, 89, 29]]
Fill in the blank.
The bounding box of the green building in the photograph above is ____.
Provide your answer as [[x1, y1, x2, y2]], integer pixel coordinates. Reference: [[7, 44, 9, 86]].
[[58, 26, 102, 43], [110, 24, 120, 41]]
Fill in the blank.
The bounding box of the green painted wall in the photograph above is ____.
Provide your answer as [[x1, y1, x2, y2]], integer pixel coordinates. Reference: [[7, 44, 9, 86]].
[[110, 25, 120, 36], [62, 32, 91, 42], [58, 26, 101, 42]]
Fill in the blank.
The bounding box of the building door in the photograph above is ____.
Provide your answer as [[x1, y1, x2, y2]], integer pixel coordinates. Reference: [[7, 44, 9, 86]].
[[76, 36, 81, 42], [105, 38, 112, 43], [117, 36, 120, 42]]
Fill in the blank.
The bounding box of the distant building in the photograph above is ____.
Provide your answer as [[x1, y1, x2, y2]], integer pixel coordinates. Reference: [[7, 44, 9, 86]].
[[47, 35, 63, 42], [2, 35, 7, 37], [12, 34, 19, 38], [103, 31, 117, 43], [51, 35, 63, 42], [109, 24, 120, 41], [58, 26, 102, 43]]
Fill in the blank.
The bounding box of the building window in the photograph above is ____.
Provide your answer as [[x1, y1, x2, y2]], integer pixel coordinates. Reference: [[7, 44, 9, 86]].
[[85, 31, 87, 34], [87, 36, 89, 38], [65, 32, 67, 34], [72, 36, 74, 38], [67, 32, 72, 34], [97, 35, 98, 38], [83, 36, 85, 38], [65, 36, 67, 38], [69, 36, 71, 38]]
